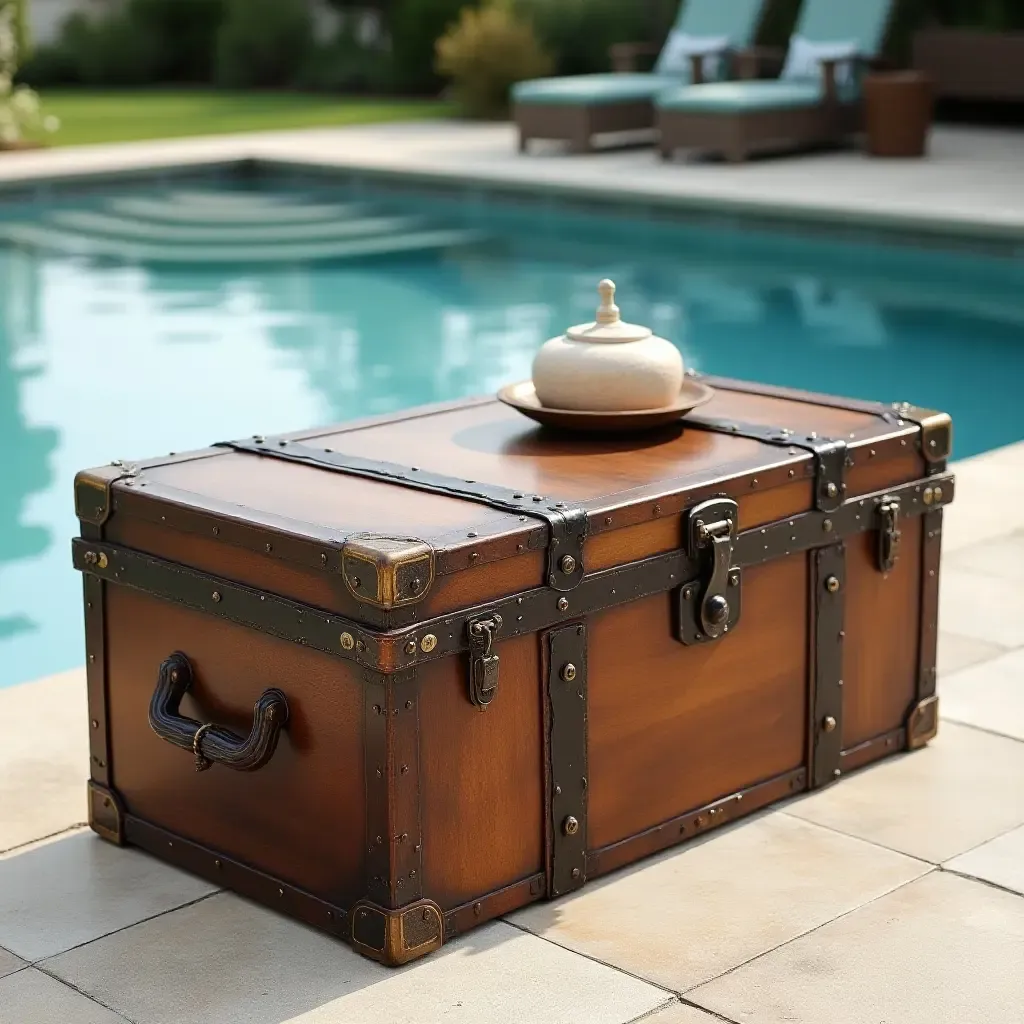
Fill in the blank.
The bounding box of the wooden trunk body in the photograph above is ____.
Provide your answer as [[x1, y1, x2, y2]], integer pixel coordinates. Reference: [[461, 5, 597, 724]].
[[74, 377, 953, 966]]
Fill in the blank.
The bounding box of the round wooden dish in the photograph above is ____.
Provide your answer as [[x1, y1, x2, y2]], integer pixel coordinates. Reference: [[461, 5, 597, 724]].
[[497, 378, 715, 433]]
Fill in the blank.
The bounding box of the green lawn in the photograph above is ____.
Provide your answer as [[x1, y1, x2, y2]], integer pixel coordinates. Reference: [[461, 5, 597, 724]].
[[30, 90, 454, 147]]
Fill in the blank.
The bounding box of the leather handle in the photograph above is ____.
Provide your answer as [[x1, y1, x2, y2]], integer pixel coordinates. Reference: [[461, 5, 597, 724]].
[[149, 652, 289, 772]]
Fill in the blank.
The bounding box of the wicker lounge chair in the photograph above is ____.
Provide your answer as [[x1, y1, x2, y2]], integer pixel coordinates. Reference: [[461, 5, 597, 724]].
[[512, 0, 768, 154], [656, 0, 896, 163]]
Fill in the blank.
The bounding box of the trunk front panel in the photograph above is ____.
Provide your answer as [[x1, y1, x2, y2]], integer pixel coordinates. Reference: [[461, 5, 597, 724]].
[[105, 587, 366, 908]]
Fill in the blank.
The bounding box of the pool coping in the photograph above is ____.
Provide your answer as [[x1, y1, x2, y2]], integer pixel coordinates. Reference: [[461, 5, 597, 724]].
[[0, 137, 1022, 258]]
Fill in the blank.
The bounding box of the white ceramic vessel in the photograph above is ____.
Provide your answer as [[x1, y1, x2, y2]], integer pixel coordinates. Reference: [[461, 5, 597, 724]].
[[532, 280, 684, 412]]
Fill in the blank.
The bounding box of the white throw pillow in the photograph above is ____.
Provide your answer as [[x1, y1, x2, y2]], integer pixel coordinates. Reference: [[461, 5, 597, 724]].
[[782, 36, 860, 87], [656, 31, 731, 80]]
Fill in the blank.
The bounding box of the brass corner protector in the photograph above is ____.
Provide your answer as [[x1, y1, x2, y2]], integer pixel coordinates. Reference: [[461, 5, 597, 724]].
[[918, 411, 953, 465], [342, 535, 434, 610], [350, 898, 443, 966], [74, 466, 124, 526], [906, 694, 939, 750], [87, 780, 126, 845]]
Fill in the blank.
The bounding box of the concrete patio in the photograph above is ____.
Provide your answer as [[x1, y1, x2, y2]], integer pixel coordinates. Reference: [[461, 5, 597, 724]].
[[1, 121, 1023, 244], [2, 438, 1023, 1024]]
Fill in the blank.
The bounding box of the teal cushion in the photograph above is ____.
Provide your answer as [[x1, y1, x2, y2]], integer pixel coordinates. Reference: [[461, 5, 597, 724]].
[[657, 79, 860, 113], [513, 74, 686, 106]]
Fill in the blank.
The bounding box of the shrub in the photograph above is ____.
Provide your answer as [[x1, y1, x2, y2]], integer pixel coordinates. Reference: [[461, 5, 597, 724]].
[[0, 1, 59, 145], [129, 0, 227, 82], [215, 0, 313, 87], [436, 0, 552, 117], [390, 0, 479, 94]]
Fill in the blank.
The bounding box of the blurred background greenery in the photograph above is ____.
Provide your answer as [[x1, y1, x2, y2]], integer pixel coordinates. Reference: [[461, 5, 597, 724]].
[[13, 0, 1024, 94]]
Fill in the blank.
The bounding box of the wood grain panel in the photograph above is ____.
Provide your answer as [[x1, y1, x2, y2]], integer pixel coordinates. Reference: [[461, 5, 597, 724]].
[[418, 636, 544, 908], [587, 554, 808, 849], [841, 517, 922, 749], [105, 588, 365, 907]]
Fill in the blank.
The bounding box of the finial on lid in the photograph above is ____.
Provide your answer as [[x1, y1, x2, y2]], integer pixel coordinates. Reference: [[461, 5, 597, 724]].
[[596, 279, 619, 325]]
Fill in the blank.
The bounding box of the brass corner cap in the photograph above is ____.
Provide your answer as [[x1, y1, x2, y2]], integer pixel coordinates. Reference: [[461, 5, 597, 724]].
[[87, 780, 125, 845], [74, 466, 124, 525], [342, 535, 434, 610], [350, 898, 443, 966]]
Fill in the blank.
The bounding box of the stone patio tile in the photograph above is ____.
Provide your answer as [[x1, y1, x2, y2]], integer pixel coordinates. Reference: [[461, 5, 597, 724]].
[[942, 443, 1024, 553], [0, 829, 218, 963], [0, 968, 127, 1024], [939, 566, 1024, 653], [786, 721, 1024, 863], [0, 947, 24, 981], [510, 813, 926, 993], [45, 892, 670, 1024], [937, 631, 1009, 677], [945, 824, 1024, 895], [945, 531, 1024, 584], [688, 872, 1024, 1024], [940, 647, 1024, 741], [0, 669, 89, 853], [632, 1001, 726, 1023]]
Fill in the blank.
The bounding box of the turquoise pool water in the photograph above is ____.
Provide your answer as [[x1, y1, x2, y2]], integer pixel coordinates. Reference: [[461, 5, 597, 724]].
[[2, 177, 1023, 689]]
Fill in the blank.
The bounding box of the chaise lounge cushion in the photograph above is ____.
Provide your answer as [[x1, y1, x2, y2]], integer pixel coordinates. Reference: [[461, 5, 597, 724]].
[[657, 78, 861, 114], [513, 73, 687, 106]]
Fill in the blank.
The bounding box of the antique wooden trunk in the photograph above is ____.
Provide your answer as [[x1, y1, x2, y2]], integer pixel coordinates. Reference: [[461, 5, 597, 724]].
[[74, 377, 953, 966]]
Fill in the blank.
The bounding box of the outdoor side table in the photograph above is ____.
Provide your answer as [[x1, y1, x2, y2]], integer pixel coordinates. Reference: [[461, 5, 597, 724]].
[[863, 70, 934, 158]]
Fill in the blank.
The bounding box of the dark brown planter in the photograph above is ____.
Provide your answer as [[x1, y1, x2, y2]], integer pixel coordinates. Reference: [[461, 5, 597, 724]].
[[864, 71, 934, 159], [913, 28, 1024, 101]]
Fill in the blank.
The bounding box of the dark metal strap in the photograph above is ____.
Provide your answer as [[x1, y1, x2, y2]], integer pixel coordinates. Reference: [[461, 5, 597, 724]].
[[219, 438, 587, 592], [811, 545, 846, 788], [74, 470, 954, 674], [684, 413, 847, 513], [547, 623, 588, 897]]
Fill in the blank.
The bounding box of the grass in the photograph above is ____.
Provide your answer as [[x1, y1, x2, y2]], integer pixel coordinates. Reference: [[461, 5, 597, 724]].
[[28, 90, 454, 148]]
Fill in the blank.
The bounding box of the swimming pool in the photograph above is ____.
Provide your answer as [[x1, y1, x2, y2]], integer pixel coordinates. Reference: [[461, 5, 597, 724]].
[[2, 174, 1023, 689]]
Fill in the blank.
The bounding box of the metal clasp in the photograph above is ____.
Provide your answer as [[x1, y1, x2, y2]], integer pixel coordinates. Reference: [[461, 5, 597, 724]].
[[467, 613, 502, 709], [679, 498, 741, 645], [877, 496, 901, 573]]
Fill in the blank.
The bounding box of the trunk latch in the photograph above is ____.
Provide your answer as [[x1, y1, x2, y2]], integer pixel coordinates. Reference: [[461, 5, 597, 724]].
[[877, 496, 901, 573], [467, 613, 502, 709], [679, 498, 741, 645]]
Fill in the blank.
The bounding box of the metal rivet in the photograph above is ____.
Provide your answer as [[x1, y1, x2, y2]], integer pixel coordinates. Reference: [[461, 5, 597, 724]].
[[605, 516, 613, 526], [356, 639, 365, 652], [653, 504, 662, 515], [683, 587, 692, 600], [728, 570, 740, 587], [351, 576, 361, 589], [513, 492, 523, 499], [695, 815, 707, 827], [214, 859, 222, 869], [557, 597, 569, 612], [410, 577, 422, 594], [571, 868, 581, 880], [278, 888, 284, 897], [933, 486, 943, 502], [405, 640, 417, 655], [825, 482, 839, 498], [265, 543, 273, 553], [420, 634, 437, 653], [320, 553, 328, 566], [532, 495, 543, 502], [560, 554, 576, 575], [468, 531, 478, 538], [561, 663, 577, 682], [91, 719, 99, 729], [923, 487, 934, 505], [555, 785, 562, 795], [212, 591, 222, 602], [751, 478, 759, 488], [563, 815, 579, 836], [401, 764, 409, 773], [823, 715, 837, 733], [823, 519, 833, 532], [405, 700, 413, 710], [474, 902, 482, 916], [372, 704, 381, 714], [340, 632, 354, 650], [825, 576, 841, 593], [422, 909, 432, 921], [833, 769, 842, 779], [788, 469, 796, 478]]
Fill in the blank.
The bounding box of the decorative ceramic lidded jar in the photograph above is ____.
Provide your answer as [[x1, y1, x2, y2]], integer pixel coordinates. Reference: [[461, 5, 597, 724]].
[[532, 280, 684, 412]]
